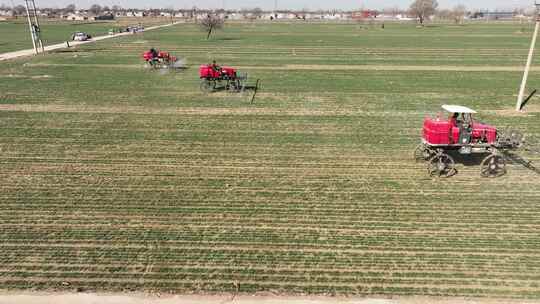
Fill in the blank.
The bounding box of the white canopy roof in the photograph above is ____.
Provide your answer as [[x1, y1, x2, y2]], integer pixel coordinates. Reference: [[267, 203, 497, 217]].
[[441, 105, 477, 114]]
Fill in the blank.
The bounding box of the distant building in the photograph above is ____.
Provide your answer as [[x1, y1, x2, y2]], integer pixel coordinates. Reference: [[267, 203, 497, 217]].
[[173, 11, 188, 18], [377, 14, 399, 21], [36, 10, 49, 17], [396, 14, 415, 21], [227, 13, 243, 20], [323, 13, 347, 20], [471, 11, 516, 20], [94, 14, 114, 20], [352, 10, 378, 20], [62, 13, 89, 21], [0, 9, 13, 16], [127, 11, 145, 17]]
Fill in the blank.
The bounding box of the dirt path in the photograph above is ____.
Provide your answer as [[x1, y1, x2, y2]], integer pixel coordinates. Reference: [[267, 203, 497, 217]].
[[0, 22, 182, 62], [0, 293, 537, 304]]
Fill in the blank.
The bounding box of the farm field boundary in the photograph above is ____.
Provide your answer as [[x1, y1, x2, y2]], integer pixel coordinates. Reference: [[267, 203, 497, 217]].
[[0, 293, 538, 304]]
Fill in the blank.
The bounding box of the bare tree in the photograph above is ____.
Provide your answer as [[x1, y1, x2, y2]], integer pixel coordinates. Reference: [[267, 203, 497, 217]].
[[64, 4, 76, 13], [452, 5, 467, 24], [199, 14, 224, 40], [382, 6, 402, 17], [436, 9, 451, 21], [112, 5, 122, 13], [89, 4, 102, 15], [252, 7, 263, 19], [409, 0, 438, 25], [242, 7, 263, 21], [12, 5, 26, 17]]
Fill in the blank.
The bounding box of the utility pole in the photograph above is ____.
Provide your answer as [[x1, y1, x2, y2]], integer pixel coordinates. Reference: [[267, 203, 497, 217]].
[[24, 0, 44, 55], [517, 2, 540, 111]]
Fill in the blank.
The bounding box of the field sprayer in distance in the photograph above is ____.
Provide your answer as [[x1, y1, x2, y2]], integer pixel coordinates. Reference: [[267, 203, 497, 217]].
[[142, 48, 185, 70], [415, 105, 539, 178], [199, 62, 259, 96]]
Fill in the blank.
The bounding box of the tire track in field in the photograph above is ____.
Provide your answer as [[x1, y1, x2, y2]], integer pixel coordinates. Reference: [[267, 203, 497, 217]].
[[4, 102, 528, 118], [265, 64, 532, 72], [1, 221, 538, 237], [3, 212, 540, 232], [3, 242, 540, 258], [5, 262, 537, 279], [19, 62, 539, 72]]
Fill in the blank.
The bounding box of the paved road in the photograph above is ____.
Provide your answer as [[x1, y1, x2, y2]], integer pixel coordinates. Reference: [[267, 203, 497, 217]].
[[0, 22, 180, 62]]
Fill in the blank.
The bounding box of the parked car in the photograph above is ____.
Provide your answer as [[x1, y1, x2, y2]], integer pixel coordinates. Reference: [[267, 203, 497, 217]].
[[71, 32, 91, 41]]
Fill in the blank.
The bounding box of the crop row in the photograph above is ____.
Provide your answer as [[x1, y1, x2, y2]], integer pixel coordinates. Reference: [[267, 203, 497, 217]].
[[1, 226, 539, 251], [3, 244, 540, 270], [1, 216, 538, 235], [3, 263, 539, 280], [1, 192, 538, 212]]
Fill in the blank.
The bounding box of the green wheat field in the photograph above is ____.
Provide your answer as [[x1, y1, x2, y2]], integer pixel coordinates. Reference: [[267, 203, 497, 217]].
[[1, 20, 540, 298]]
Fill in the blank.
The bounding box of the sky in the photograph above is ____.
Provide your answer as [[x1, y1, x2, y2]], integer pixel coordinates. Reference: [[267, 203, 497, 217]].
[[0, 0, 534, 11]]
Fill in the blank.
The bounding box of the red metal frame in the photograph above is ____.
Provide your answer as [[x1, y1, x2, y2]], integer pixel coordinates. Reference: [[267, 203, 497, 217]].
[[199, 65, 237, 80], [422, 115, 497, 147]]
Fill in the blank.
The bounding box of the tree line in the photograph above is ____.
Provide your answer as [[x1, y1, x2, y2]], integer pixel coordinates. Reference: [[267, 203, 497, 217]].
[[0, 0, 527, 26]]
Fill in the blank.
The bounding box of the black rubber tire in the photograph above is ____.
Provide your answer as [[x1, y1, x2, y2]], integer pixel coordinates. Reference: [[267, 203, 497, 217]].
[[427, 153, 456, 178], [480, 154, 506, 178], [414, 143, 434, 163], [200, 79, 216, 93]]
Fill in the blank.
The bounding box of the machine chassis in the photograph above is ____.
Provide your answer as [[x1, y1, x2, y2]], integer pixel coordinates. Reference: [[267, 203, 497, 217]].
[[415, 105, 524, 178]]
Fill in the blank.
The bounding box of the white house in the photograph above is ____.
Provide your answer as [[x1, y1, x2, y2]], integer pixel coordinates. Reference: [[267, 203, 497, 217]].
[[324, 14, 340, 20], [378, 14, 399, 21], [0, 9, 13, 16], [227, 13, 243, 20], [174, 11, 188, 18], [396, 14, 414, 21], [62, 13, 89, 21], [127, 11, 145, 17], [36, 10, 49, 17], [275, 13, 295, 19], [194, 13, 210, 20]]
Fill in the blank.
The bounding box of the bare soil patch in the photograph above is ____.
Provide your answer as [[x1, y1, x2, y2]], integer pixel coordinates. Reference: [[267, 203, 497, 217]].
[[0, 74, 53, 79], [491, 104, 540, 117]]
